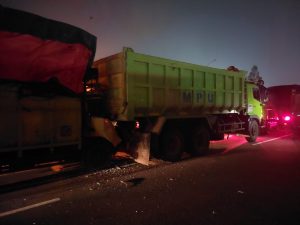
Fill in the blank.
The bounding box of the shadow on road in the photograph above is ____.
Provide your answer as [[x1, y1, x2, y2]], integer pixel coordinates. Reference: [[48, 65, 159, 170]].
[[125, 177, 145, 187]]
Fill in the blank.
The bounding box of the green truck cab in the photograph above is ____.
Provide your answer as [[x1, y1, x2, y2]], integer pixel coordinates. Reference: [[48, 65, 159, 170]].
[[244, 82, 266, 141]]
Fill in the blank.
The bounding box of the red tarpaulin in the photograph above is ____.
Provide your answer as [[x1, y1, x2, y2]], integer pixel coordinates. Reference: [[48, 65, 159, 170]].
[[0, 5, 96, 94], [0, 31, 92, 93]]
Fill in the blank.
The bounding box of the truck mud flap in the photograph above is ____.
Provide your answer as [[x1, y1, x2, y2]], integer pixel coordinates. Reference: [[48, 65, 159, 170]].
[[132, 133, 150, 166]]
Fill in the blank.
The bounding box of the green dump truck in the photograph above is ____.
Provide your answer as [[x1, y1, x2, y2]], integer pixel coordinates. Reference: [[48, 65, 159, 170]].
[[92, 48, 268, 162]]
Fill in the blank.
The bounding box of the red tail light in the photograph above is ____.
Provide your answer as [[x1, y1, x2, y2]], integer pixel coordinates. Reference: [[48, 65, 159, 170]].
[[284, 115, 291, 121], [135, 121, 140, 129]]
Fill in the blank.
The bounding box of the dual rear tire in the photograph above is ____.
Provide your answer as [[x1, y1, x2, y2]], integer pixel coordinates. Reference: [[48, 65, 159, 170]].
[[160, 128, 184, 162], [159, 125, 210, 162]]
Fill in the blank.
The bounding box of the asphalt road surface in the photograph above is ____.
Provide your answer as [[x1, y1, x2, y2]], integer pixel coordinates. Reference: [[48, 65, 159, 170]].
[[0, 129, 300, 225]]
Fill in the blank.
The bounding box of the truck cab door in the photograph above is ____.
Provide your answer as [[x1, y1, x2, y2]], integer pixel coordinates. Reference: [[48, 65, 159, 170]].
[[246, 83, 263, 120]]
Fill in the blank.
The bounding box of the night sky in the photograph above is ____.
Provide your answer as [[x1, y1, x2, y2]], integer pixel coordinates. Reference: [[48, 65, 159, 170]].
[[1, 0, 299, 87]]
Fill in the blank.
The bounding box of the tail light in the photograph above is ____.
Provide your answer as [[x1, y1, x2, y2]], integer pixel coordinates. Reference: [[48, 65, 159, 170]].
[[135, 121, 140, 129], [284, 115, 291, 121]]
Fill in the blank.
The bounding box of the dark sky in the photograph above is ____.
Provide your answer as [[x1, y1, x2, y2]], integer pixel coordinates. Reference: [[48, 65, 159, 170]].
[[1, 0, 299, 87]]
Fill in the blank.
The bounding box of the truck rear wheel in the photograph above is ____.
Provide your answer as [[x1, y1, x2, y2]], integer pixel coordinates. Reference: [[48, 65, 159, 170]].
[[246, 120, 259, 143], [190, 126, 210, 156], [160, 128, 184, 162]]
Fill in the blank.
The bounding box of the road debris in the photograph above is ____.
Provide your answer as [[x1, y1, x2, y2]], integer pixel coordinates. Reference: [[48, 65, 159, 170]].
[[120, 180, 128, 187]]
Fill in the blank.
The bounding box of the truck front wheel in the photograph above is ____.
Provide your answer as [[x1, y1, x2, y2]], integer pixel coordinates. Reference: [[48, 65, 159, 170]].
[[246, 120, 259, 143]]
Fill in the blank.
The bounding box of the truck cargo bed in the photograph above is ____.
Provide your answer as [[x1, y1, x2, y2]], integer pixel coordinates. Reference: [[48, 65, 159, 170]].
[[93, 48, 246, 121]]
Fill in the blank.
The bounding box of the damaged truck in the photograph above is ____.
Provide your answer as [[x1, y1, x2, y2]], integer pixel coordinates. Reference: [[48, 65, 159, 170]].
[[92, 48, 268, 163], [0, 5, 120, 168]]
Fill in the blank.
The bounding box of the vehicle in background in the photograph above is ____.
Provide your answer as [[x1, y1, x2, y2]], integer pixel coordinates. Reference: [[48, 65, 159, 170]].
[[266, 85, 300, 130], [264, 108, 279, 129], [291, 90, 300, 135], [92, 48, 268, 162]]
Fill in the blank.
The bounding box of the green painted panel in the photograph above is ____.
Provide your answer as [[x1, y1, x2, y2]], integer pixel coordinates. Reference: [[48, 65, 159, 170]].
[[150, 64, 165, 86], [181, 69, 193, 88], [133, 61, 148, 84], [194, 71, 205, 89], [166, 66, 180, 88]]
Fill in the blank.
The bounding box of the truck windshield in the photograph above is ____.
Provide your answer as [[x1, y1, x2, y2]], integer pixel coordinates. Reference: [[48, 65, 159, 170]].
[[253, 87, 260, 101]]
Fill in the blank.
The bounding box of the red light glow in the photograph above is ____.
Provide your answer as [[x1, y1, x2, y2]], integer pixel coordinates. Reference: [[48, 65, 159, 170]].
[[283, 115, 291, 121]]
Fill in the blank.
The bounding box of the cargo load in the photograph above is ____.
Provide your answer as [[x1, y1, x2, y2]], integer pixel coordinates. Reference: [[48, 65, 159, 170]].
[[0, 83, 81, 153], [0, 4, 96, 94]]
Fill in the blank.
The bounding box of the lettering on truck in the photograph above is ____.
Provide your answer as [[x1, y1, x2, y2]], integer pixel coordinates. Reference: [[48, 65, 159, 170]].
[[181, 91, 214, 104]]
